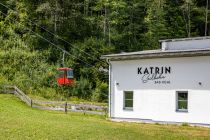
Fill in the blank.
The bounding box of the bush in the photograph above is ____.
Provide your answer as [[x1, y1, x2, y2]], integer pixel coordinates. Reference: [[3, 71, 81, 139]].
[[91, 81, 108, 102], [71, 77, 93, 100], [182, 123, 189, 127]]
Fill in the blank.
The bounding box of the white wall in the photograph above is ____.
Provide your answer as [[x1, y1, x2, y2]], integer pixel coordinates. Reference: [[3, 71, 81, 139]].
[[162, 39, 210, 50], [110, 56, 210, 124]]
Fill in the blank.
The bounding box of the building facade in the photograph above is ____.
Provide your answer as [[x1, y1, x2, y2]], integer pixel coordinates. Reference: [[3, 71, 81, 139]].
[[102, 37, 210, 125]]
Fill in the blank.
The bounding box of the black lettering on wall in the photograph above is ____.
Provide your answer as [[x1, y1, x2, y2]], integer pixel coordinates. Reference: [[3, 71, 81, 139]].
[[138, 67, 142, 74], [161, 67, 164, 74], [137, 66, 171, 75], [155, 67, 160, 74], [150, 67, 154, 74], [165, 67, 171, 74], [144, 68, 149, 74]]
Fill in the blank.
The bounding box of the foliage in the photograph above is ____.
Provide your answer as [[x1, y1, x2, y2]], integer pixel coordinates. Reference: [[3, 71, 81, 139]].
[[92, 81, 108, 102], [71, 77, 93, 99], [0, 0, 209, 102], [182, 122, 190, 127]]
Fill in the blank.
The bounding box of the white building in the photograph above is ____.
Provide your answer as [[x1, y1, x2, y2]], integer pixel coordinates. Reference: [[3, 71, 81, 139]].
[[102, 37, 210, 125]]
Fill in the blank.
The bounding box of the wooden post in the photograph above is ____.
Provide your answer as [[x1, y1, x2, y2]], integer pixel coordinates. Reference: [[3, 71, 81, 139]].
[[65, 102, 67, 114], [3, 86, 6, 94], [83, 104, 86, 115], [31, 100, 33, 108], [104, 107, 108, 118], [14, 86, 16, 93]]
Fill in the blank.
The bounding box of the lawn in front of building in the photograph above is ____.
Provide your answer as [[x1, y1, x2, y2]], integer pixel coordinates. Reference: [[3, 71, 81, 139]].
[[0, 94, 210, 140]]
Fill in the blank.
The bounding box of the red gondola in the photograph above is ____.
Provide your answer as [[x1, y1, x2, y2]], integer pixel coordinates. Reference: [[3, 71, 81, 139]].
[[57, 68, 74, 86]]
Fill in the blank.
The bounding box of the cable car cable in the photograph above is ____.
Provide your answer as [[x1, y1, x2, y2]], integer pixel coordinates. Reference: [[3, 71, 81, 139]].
[[0, 2, 109, 72], [0, 2, 104, 63], [0, 10, 101, 72]]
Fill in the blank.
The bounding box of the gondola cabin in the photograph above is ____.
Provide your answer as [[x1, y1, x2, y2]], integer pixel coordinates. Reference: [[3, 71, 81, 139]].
[[57, 68, 74, 86]]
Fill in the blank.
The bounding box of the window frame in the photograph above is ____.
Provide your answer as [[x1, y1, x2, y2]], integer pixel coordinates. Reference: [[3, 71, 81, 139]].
[[123, 91, 133, 111], [176, 91, 188, 112]]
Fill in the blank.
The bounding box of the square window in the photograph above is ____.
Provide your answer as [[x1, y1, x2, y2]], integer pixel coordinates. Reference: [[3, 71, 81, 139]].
[[67, 70, 74, 79], [123, 91, 133, 110], [176, 91, 188, 112]]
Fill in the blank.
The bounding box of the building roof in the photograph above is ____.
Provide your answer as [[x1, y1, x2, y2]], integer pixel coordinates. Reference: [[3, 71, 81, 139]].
[[159, 36, 210, 42], [58, 68, 73, 71], [101, 48, 210, 61]]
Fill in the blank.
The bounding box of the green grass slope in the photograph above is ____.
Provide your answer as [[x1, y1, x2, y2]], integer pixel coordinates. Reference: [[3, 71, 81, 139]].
[[0, 94, 210, 140]]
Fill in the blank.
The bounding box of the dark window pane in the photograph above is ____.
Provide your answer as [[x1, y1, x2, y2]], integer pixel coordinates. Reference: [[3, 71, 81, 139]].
[[125, 92, 133, 99], [177, 92, 188, 111], [124, 91, 133, 109], [58, 71, 64, 78], [178, 101, 188, 110], [67, 70, 74, 78], [125, 100, 133, 108], [178, 92, 188, 100]]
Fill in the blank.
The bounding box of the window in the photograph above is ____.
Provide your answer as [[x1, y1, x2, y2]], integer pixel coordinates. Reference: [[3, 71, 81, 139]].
[[123, 91, 133, 110], [176, 91, 188, 112], [58, 71, 65, 78], [67, 70, 74, 79]]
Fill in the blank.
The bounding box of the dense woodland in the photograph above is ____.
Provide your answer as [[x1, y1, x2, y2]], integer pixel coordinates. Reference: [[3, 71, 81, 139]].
[[0, 0, 209, 102]]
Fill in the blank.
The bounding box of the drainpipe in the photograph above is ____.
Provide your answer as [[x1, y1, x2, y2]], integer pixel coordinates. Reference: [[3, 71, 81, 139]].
[[106, 58, 112, 118]]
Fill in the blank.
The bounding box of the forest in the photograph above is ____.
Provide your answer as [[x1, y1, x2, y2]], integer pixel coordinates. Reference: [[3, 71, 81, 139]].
[[0, 0, 209, 102]]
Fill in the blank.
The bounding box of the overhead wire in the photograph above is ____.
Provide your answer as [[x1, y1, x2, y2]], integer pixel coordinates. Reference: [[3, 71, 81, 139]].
[[0, 10, 102, 72], [0, 2, 103, 63]]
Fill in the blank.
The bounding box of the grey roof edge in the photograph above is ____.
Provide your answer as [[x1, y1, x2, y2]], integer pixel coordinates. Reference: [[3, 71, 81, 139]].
[[101, 49, 162, 58], [159, 36, 210, 42], [101, 48, 210, 61]]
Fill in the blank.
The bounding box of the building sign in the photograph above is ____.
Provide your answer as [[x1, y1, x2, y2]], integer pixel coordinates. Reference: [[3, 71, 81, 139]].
[[137, 66, 171, 84]]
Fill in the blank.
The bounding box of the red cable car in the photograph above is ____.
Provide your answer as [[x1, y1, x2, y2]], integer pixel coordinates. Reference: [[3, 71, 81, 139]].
[[57, 68, 74, 86]]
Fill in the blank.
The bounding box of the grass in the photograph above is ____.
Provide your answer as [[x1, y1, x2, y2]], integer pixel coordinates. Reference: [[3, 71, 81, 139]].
[[1, 94, 210, 140]]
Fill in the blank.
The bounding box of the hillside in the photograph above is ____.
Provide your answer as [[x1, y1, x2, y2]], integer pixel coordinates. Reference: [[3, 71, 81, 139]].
[[1, 94, 210, 140], [0, 0, 209, 101]]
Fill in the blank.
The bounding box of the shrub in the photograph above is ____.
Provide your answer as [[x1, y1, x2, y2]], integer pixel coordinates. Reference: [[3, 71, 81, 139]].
[[182, 123, 189, 127], [71, 77, 93, 100], [91, 81, 108, 102]]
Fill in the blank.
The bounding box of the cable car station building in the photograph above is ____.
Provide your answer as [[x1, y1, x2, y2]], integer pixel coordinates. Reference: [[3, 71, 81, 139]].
[[102, 37, 210, 125]]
